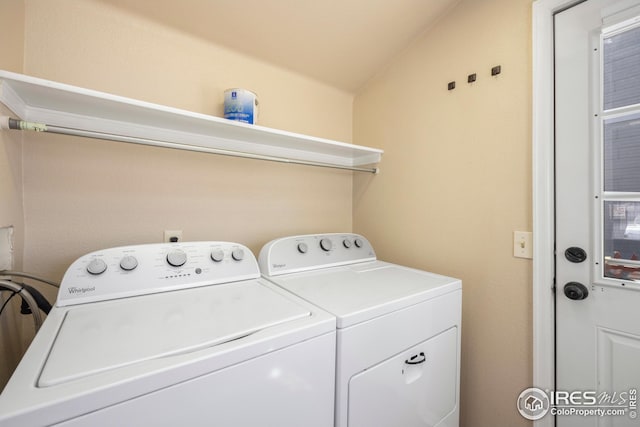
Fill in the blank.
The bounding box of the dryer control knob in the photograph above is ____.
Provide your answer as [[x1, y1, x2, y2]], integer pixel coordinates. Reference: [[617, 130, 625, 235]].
[[354, 238, 364, 248], [343, 239, 352, 248], [320, 238, 333, 252], [167, 249, 187, 267], [211, 249, 224, 262], [297, 243, 308, 254], [86, 258, 107, 275], [119, 255, 138, 271], [231, 248, 245, 261]]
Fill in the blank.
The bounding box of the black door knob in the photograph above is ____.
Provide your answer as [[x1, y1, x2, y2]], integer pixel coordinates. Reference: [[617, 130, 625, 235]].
[[564, 282, 589, 300], [565, 247, 587, 263]]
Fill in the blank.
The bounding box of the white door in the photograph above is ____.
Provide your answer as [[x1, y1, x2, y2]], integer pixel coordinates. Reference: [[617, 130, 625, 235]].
[[556, 0, 640, 426]]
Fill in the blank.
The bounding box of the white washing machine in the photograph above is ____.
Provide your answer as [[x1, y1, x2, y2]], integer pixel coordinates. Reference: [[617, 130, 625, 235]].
[[259, 233, 462, 427], [0, 241, 336, 427]]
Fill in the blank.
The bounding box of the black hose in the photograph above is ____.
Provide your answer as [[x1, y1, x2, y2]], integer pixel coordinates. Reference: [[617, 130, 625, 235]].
[[20, 284, 52, 314]]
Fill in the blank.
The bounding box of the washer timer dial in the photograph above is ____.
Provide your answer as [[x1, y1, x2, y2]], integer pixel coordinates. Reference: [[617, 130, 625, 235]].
[[231, 248, 245, 261], [166, 249, 187, 267], [320, 238, 333, 252], [86, 258, 107, 275], [119, 255, 138, 271], [211, 249, 224, 262]]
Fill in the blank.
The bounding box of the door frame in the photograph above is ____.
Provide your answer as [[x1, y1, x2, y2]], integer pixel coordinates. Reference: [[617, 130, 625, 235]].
[[532, 1, 585, 426]]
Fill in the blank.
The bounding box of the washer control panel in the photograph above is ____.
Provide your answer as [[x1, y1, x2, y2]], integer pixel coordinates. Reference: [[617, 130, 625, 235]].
[[58, 241, 259, 307], [258, 233, 376, 276]]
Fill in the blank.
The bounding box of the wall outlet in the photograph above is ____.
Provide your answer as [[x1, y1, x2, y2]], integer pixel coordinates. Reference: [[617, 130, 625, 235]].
[[513, 231, 533, 259], [0, 226, 14, 271], [164, 230, 183, 243]]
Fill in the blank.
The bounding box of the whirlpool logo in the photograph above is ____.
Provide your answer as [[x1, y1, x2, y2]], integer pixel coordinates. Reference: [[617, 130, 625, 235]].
[[67, 286, 96, 295]]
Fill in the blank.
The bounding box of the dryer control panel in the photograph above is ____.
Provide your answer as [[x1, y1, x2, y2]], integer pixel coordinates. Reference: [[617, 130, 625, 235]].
[[58, 241, 259, 306], [258, 233, 376, 276]]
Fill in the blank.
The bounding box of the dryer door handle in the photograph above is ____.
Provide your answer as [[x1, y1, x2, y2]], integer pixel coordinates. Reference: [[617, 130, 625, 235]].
[[404, 352, 426, 365]]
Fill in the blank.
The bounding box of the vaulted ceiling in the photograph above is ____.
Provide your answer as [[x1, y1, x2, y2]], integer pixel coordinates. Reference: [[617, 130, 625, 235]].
[[97, 0, 461, 92]]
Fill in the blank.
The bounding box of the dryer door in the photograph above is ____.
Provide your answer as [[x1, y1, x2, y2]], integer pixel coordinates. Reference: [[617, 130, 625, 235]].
[[347, 327, 458, 427]]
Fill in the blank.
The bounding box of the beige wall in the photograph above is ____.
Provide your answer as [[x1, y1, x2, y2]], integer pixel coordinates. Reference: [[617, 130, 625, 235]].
[[0, 0, 25, 264], [0, 0, 24, 74], [1, 1, 536, 424], [353, 0, 533, 425], [0, 0, 354, 388], [0, 0, 26, 389], [20, 0, 354, 287]]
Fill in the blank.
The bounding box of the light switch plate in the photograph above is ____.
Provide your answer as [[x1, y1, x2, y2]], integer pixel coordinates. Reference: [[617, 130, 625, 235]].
[[513, 231, 533, 259]]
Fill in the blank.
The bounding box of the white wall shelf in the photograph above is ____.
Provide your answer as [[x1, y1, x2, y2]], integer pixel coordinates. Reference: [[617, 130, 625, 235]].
[[0, 70, 382, 173]]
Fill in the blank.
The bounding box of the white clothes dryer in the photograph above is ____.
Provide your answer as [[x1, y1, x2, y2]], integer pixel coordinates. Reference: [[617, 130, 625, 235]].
[[0, 241, 336, 427], [259, 233, 462, 427]]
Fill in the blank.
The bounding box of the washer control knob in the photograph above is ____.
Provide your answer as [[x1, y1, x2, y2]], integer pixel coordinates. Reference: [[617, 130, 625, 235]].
[[86, 258, 107, 275], [343, 239, 352, 249], [297, 243, 308, 254], [320, 238, 333, 252], [167, 249, 187, 267], [211, 249, 224, 263], [231, 248, 245, 261], [354, 238, 364, 248], [119, 255, 138, 271]]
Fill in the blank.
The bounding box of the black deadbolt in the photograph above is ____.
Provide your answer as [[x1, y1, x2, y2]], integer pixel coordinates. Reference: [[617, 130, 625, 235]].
[[565, 247, 587, 263], [564, 282, 589, 300]]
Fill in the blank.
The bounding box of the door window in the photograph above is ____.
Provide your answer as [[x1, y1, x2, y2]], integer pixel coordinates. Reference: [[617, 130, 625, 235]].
[[603, 25, 640, 110], [601, 22, 640, 282], [603, 113, 640, 192]]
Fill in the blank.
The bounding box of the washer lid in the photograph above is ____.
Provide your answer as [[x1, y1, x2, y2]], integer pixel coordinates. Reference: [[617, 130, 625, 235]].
[[38, 280, 310, 387], [269, 261, 461, 328]]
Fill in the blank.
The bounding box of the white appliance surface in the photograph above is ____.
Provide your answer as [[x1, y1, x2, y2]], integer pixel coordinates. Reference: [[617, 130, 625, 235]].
[[0, 241, 336, 427], [348, 327, 458, 426], [272, 262, 457, 328], [259, 233, 462, 427]]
